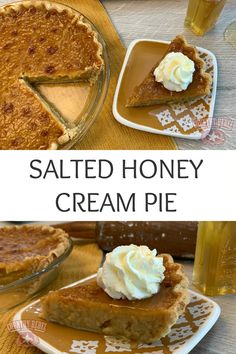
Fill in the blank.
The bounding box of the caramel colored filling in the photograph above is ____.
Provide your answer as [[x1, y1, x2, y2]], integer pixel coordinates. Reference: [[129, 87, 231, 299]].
[[127, 36, 210, 106], [40, 254, 188, 343], [45, 256, 184, 312], [0, 3, 103, 149], [0, 226, 62, 263]]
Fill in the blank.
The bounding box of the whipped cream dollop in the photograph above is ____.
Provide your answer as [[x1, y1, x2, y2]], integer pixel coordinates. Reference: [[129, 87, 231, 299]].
[[154, 52, 195, 92], [97, 245, 165, 300]]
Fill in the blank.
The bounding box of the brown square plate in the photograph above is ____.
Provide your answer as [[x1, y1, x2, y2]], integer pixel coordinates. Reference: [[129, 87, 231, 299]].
[[113, 39, 217, 140], [13, 275, 220, 354]]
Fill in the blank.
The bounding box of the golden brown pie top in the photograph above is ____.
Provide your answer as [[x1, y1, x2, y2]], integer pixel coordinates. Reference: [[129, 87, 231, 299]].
[[127, 35, 212, 107], [0, 224, 70, 285], [43, 254, 189, 312], [0, 1, 104, 150]]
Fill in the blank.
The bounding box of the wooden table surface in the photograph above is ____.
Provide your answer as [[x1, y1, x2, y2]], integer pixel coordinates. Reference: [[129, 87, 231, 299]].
[[102, 0, 236, 150], [182, 260, 236, 354]]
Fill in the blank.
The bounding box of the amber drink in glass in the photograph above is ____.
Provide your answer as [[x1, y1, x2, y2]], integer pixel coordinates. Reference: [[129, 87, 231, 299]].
[[185, 0, 227, 36], [193, 222, 236, 296]]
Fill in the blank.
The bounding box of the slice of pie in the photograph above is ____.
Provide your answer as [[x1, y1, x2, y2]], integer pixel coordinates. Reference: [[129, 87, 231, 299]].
[[0, 1, 104, 150], [0, 225, 70, 285], [40, 254, 189, 343], [127, 35, 212, 107]]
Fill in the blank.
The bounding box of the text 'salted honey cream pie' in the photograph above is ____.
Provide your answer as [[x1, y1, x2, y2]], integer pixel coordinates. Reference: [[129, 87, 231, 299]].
[[0, 224, 70, 285], [0, 1, 104, 150], [41, 245, 189, 343], [127, 35, 211, 107]]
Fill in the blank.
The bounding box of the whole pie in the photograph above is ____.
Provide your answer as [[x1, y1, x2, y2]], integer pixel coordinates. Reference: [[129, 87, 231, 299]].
[[0, 1, 104, 150], [40, 254, 189, 343], [127, 35, 212, 107], [0, 224, 70, 285]]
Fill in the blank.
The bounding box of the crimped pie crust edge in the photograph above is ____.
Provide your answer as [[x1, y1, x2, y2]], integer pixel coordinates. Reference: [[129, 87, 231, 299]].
[[0, 0, 103, 70], [0, 225, 70, 283], [0, 1, 104, 148]]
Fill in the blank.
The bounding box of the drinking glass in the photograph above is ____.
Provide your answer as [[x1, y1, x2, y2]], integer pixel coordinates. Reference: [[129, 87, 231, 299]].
[[225, 21, 236, 49], [185, 0, 227, 36], [193, 221, 236, 296]]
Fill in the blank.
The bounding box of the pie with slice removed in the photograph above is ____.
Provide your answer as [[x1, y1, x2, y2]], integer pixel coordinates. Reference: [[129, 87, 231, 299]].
[[0, 1, 104, 150], [127, 35, 212, 107], [0, 225, 70, 285], [40, 254, 189, 343]]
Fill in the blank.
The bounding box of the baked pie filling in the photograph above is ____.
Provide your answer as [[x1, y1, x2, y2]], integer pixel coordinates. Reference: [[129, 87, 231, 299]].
[[0, 1, 104, 150], [41, 252, 189, 343], [127, 35, 212, 107], [0, 225, 70, 285]]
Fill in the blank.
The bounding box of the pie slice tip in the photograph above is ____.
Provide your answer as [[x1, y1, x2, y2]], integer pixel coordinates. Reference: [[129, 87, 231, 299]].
[[126, 35, 212, 107]]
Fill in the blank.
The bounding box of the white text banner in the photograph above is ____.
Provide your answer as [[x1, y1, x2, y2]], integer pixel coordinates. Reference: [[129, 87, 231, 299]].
[[0, 150, 235, 221]]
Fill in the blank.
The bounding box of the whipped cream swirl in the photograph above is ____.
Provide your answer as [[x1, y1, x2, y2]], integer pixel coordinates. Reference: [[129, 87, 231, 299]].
[[97, 245, 165, 300], [154, 52, 195, 92]]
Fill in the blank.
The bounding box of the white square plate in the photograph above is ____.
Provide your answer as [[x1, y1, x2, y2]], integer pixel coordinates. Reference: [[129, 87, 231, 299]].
[[113, 39, 217, 140]]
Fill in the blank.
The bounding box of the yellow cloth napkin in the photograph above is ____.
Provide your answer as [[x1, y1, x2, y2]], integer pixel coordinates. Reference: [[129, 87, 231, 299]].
[[0, 243, 103, 354], [63, 0, 176, 150]]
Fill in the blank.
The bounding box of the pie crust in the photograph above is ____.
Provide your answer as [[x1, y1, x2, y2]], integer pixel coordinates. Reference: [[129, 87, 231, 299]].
[[40, 254, 189, 343], [0, 1, 104, 149], [127, 35, 212, 107], [0, 224, 70, 285]]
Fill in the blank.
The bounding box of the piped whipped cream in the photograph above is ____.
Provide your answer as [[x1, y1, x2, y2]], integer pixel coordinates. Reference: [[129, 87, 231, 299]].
[[154, 52, 195, 92], [97, 245, 165, 300]]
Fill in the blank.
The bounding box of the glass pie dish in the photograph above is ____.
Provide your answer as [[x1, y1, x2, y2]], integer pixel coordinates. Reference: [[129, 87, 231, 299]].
[[0, 237, 73, 313], [0, 1, 110, 150], [59, 31, 109, 148], [40, 5, 110, 150]]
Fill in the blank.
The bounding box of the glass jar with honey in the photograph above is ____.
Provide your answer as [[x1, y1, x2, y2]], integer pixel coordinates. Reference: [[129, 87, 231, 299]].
[[185, 0, 227, 36], [193, 222, 236, 296]]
